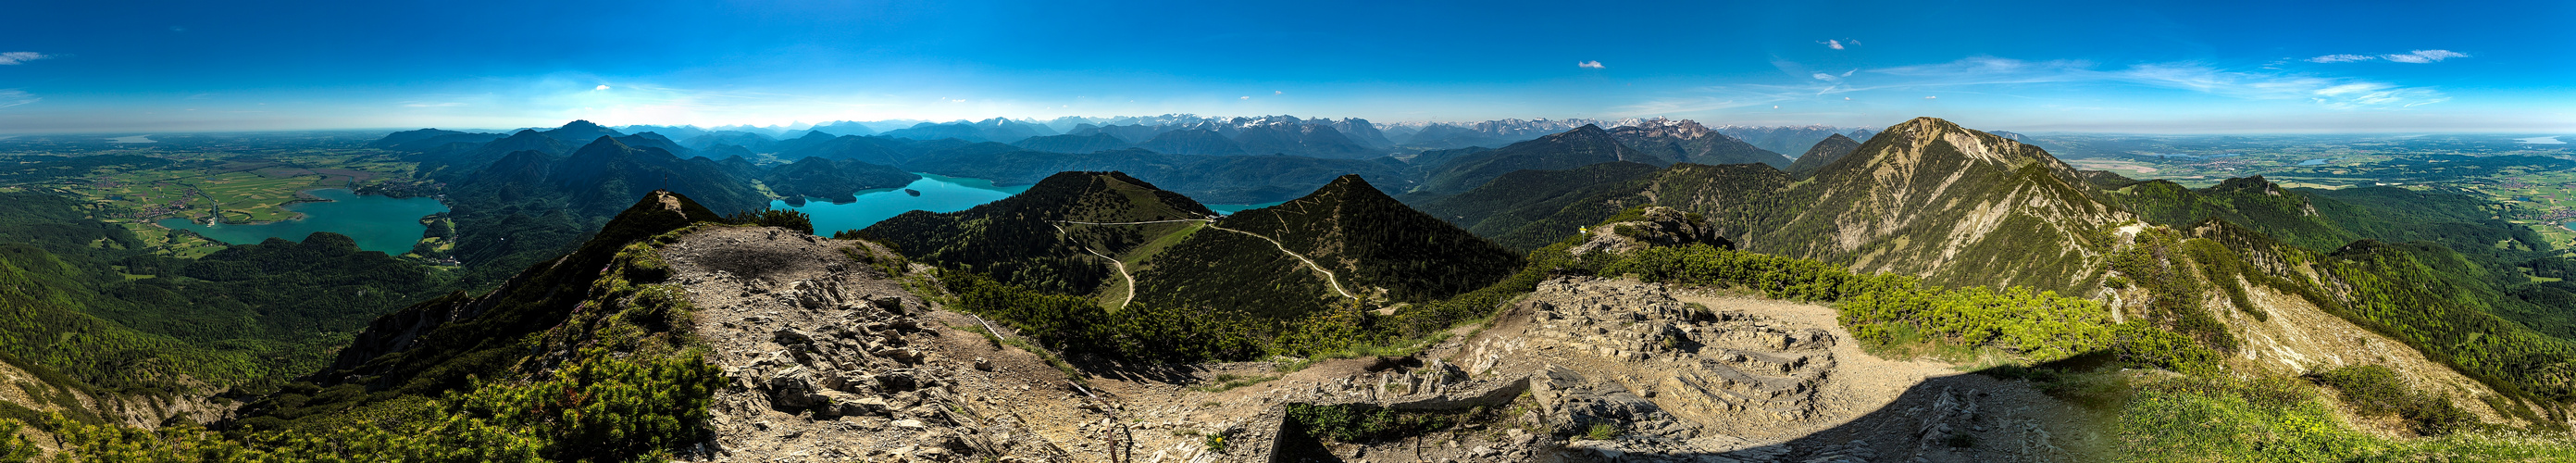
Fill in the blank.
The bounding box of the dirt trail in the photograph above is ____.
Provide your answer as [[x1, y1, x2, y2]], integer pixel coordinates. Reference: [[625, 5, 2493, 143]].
[[1202, 223, 1354, 300], [1079, 244, 1134, 309], [1053, 219, 1357, 300]]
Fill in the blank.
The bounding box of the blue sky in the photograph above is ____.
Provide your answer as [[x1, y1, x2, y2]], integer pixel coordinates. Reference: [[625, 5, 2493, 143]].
[[2, 0, 2570, 133]]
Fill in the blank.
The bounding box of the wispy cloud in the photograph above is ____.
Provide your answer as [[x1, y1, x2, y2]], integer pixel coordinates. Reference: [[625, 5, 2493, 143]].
[[0, 52, 50, 65], [1619, 56, 2453, 117], [2383, 49, 2469, 63], [0, 89, 37, 108], [1577, 60, 1606, 69], [2305, 54, 2374, 63], [1880, 57, 2451, 109], [1823, 40, 1845, 50], [401, 101, 467, 107], [2305, 49, 2470, 64]]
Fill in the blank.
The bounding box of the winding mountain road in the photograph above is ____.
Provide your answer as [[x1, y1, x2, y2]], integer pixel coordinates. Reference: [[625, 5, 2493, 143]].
[[1051, 219, 1356, 300]]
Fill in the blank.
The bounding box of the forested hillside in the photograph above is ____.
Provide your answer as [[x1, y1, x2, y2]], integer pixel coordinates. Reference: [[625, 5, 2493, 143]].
[[440, 136, 768, 284], [0, 192, 458, 394], [861, 171, 1212, 294], [1416, 117, 2576, 425], [1213, 175, 1523, 303]]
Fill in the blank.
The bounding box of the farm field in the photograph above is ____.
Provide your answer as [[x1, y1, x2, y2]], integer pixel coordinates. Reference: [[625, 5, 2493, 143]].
[[2037, 132, 2576, 250], [2, 144, 430, 257]]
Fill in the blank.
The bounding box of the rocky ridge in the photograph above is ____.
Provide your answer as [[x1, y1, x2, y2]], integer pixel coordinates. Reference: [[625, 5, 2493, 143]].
[[663, 226, 1089, 461]]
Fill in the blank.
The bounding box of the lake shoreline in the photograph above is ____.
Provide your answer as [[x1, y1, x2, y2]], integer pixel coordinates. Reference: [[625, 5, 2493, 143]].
[[153, 187, 451, 254]]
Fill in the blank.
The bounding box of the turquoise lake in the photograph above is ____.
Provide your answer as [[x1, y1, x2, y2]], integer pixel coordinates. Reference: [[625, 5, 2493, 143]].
[[776, 173, 1280, 234], [156, 188, 449, 254], [773, 173, 1032, 236]]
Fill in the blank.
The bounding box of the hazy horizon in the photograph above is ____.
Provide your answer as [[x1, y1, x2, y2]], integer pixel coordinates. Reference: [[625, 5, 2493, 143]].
[[5, 0, 2572, 134]]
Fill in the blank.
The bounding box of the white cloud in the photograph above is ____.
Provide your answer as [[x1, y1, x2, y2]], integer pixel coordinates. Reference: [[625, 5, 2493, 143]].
[[2383, 49, 2469, 63], [1239, 95, 1251, 100], [1274, 91, 1282, 94], [2306, 49, 2469, 64], [1924, 95, 1937, 99], [402, 101, 467, 107], [1811, 72, 1839, 81], [594, 84, 611, 91], [1577, 60, 1606, 69], [0, 89, 37, 108], [1823, 40, 1845, 50], [0, 52, 50, 65]]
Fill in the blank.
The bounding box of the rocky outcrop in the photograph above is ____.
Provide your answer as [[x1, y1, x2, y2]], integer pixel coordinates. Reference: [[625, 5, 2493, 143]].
[[662, 226, 1074, 461], [1569, 206, 1733, 256]]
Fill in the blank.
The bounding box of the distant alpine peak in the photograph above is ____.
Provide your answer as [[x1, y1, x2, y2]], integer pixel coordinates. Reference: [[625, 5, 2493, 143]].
[[1888, 116, 1968, 135], [1607, 118, 1714, 139], [1711, 123, 1862, 131], [581, 134, 632, 150]]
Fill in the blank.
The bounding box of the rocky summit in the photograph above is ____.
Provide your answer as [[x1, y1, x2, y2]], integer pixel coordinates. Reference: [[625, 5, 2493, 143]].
[[604, 217, 2103, 462]]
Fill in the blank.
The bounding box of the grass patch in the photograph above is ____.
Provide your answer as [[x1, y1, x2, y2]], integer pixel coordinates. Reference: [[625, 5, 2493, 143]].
[[1584, 422, 1621, 440]]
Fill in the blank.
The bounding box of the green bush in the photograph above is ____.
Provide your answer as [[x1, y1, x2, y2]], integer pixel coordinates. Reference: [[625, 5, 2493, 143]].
[[2308, 365, 2477, 436], [0, 419, 34, 463], [1587, 243, 2119, 364], [1285, 403, 1453, 444], [724, 208, 815, 235]]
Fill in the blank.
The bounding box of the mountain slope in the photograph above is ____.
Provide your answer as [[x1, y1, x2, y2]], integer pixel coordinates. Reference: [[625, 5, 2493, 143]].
[[1715, 125, 1868, 156], [1607, 119, 1792, 168], [1748, 117, 2122, 290], [1138, 129, 1249, 156], [762, 156, 921, 204], [1438, 117, 2119, 292], [1231, 123, 1376, 158], [1013, 133, 1133, 154], [401, 130, 573, 181], [879, 122, 990, 142], [899, 147, 1408, 204], [1415, 124, 1660, 195], [1415, 161, 1663, 249], [535, 119, 624, 144], [860, 171, 1213, 294], [1206, 175, 1524, 303], [1787, 132, 1861, 177], [440, 137, 765, 283]]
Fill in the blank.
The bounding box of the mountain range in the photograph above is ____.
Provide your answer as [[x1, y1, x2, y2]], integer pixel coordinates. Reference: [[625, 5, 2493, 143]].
[[10, 113, 2576, 461]]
